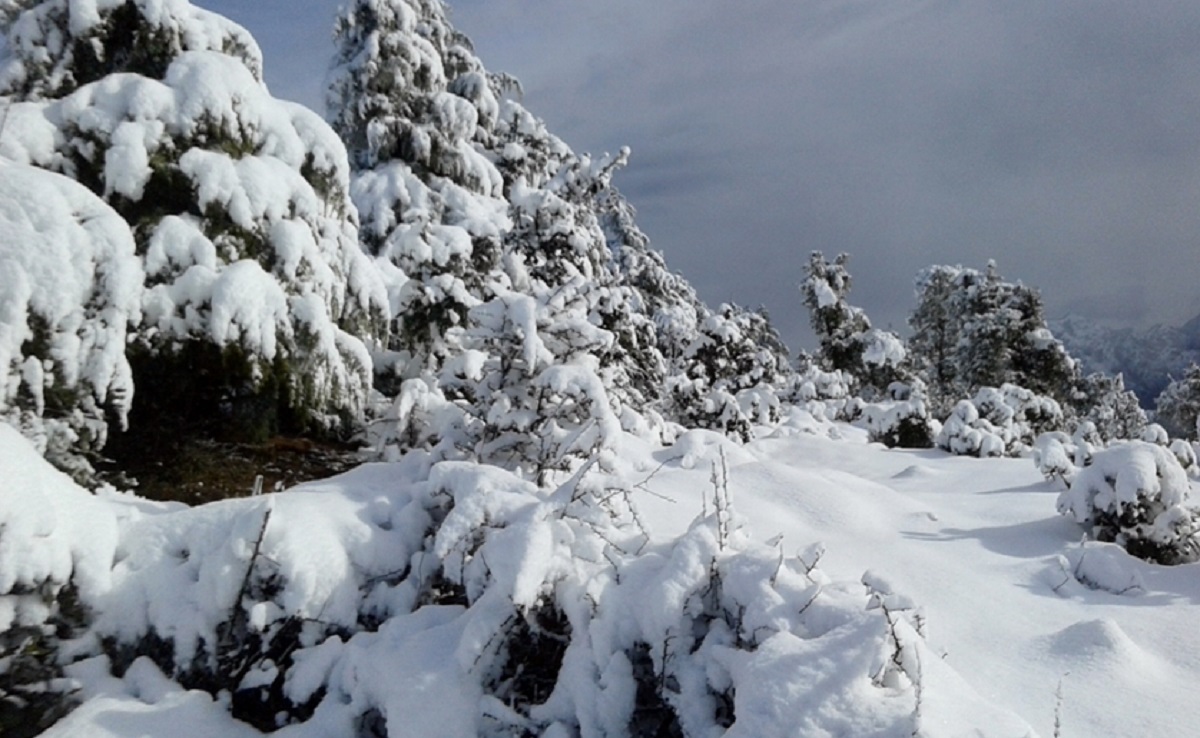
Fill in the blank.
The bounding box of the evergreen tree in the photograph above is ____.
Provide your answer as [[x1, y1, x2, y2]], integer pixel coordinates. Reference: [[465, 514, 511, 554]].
[[800, 251, 870, 374], [800, 251, 907, 399], [0, 0, 389, 455], [665, 304, 793, 439], [1078, 372, 1146, 442], [909, 265, 962, 411], [908, 261, 1080, 413], [465, 288, 622, 485], [1155, 363, 1200, 440], [329, 0, 507, 380], [600, 186, 703, 366], [0, 162, 141, 480]]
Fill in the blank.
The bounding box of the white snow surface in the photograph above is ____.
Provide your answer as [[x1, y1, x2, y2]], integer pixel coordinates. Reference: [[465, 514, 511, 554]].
[[8, 411, 1200, 737]]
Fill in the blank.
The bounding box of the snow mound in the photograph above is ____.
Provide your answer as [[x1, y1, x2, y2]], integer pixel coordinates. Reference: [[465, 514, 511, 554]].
[[0, 424, 119, 628], [892, 464, 937, 480], [1047, 618, 1144, 663]]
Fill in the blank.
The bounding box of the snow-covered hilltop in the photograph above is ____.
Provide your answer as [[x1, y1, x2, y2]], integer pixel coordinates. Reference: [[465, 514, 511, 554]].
[[2, 1, 1200, 736]]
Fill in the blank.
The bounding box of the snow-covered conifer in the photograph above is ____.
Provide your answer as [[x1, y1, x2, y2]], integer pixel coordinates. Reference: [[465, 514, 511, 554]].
[[908, 261, 1080, 413], [801, 251, 870, 374], [1076, 372, 1146, 443], [329, 0, 509, 381], [908, 265, 960, 411], [0, 0, 262, 100], [329, 0, 692, 439], [666, 303, 792, 439], [1, 0, 388, 452], [801, 251, 908, 399], [1155, 363, 1200, 440]]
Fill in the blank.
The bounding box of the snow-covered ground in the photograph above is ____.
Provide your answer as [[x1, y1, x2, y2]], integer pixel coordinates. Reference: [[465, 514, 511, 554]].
[[8, 412, 1200, 737]]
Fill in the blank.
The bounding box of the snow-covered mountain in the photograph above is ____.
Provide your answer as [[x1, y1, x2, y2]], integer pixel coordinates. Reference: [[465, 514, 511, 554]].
[[1051, 313, 1200, 407]]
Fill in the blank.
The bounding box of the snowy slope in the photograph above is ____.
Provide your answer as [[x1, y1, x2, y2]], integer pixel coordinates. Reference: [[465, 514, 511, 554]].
[[9, 414, 1200, 737]]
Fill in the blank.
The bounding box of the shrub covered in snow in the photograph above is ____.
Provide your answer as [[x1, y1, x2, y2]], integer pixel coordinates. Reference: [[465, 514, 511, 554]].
[[936, 384, 1066, 458], [0, 419, 994, 736], [1057, 441, 1200, 565], [937, 399, 1007, 458], [666, 303, 791, 440], [0, 163, 141, 479], [863, 399, 936, 449]]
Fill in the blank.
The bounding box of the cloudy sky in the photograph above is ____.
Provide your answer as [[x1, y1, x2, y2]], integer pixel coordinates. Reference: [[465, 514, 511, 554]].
[[209, 0, 1200, 351]]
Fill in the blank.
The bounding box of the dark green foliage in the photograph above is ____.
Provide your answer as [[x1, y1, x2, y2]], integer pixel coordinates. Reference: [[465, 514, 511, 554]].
[[0, 584, 87, 738], [867, 405, 936, 449], [487, 605, 571, 716], [628, 642, 684, 738], [908, 261, 1082, 415], [801, 251, 870, 375]]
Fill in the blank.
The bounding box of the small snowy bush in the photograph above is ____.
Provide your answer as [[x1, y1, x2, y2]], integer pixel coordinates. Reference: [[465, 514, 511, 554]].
[[0, 422, 977, 736], [1057, 441, 1200, 565], [1032, 432, 1077, 485], [936, 400, 1007, 458], [863, 399, 935, 449], [936, 384, 1065, 458]]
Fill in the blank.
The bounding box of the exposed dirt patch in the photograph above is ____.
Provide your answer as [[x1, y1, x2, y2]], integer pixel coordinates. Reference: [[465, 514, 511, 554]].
[[99, 436, 364, 504]]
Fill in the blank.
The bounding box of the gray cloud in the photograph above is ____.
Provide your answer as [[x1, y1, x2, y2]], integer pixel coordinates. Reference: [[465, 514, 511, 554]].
[[207, 0, 1200, 350]]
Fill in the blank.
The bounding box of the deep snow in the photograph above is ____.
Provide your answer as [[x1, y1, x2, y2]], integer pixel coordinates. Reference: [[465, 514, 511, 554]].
[[7, 413, 1200, 737]]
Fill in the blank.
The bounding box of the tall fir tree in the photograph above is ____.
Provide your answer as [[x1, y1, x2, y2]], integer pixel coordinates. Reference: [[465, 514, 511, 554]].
[[329, 0, 507, 381]]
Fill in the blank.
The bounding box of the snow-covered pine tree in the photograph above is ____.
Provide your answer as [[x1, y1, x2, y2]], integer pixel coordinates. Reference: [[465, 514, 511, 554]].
[[0, 0, 262, 100], [1078, 372, 1146, 443], [1003, 282, 1080, 402], [909, 265, 962, 414], [327, 0, 764, 458], [666, 303, 792, 440], [462, 288, 622, 486], [952, 262, 1013, 392], [600, 185, 704, 368], [801, 251, 869, 374], [329, 0, 685, 429], [0, 0, 388, 468], [328, 0, 508, 383], [1155, 363, 1200, 440], [908, 261, 1080, 415], [800, 251, 907, 399]]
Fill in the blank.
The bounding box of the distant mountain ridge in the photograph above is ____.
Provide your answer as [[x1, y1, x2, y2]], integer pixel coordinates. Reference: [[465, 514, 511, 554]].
[[1051, 313, 1200, 407]]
